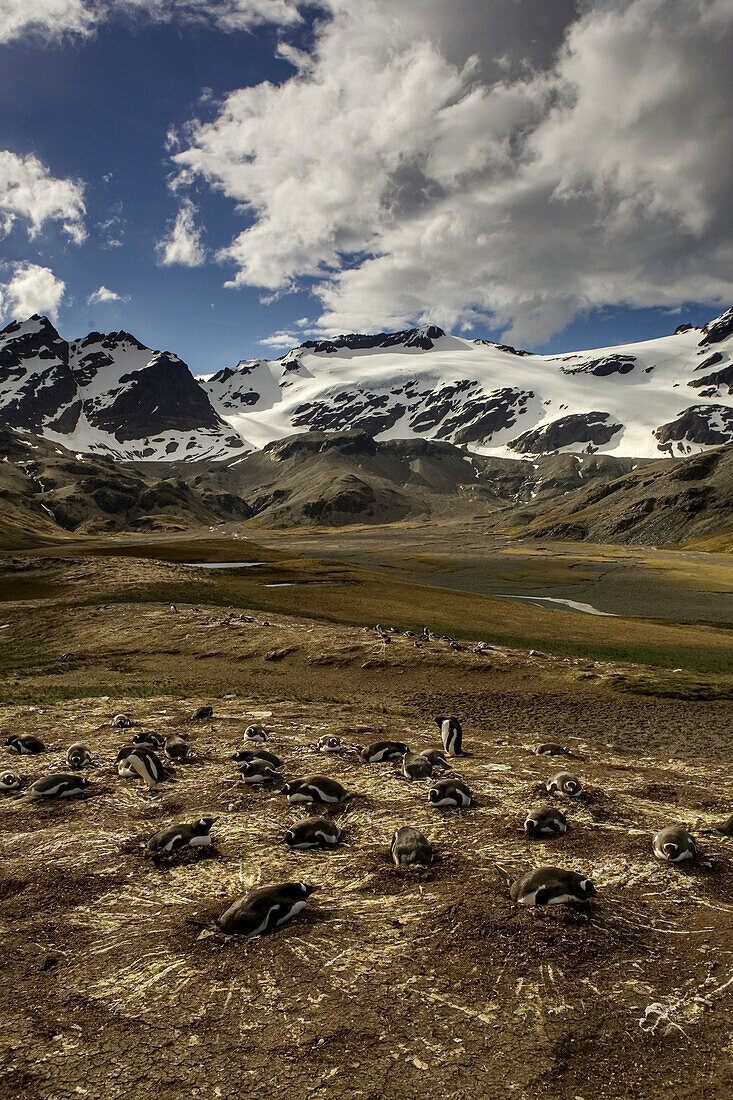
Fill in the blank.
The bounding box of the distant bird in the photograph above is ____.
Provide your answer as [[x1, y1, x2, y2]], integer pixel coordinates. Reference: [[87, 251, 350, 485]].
[[428, 778, 472, 808], [390, 826, 433, 868], [232, 749, 283, 769], [706, 813, 733, 837], [112, 714, 133, 729], [244, 724, 268, 743], [282, 776, 351, 805], [5, 734, 45, 755], [357, 740, 409, 763], [536, 743, 572, 757], [653, 826, 697, 863], [547, 772, 583, 798], [496, 865, 597, 907], [117, 748, 166, 788], [420, 749, 450, 770], [147, 818, 216, 854], [284, 818, 344, 849], [28, 773, 89, 801], [524, 806, 568, 838], [0, 772, 22, 792], [66, 743, 93, 770], [214, 883, 316, 936], [317, 735, 344, 753], [402, 752, 433, 779], [132, 732, 164, 750], [435, 715, 463, 757], [239, 761, 280, 785], [191, 706, 213, 721], [164, 735, 191, 763]]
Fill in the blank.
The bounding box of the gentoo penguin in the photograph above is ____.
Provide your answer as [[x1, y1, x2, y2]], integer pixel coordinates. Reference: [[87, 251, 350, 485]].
[[164, 735, 191, 762], [0, 772, 22, 792], [28, 773, 89, 801], [66, 743, 93, 770], [215, 882, 316, 936], [653, 826, 698, 863], [708, 813, 733, 837], [117, 748, 166, 788], [112, 714, 132, 729], [402, 752, 433, 780], [357, 740, 409, 763], [536, 743, 572, 757], [282, 775, 351, 805], [547, 772, 583, 798], [232, 749, 283, 769], [191, 705, 213, 721], [390, 826, 433, 867], [239, 761, 280, 785], [244, 724, 268, 743], [435, 716, 463, 757], [317, 735, 344, 753], [284, 818, 344, 849], [132, 732, 164, 750], [5, 734, 45, 755], [496, 865, 596, 907], [420, 749, 450, 770], [428, 778, 472, 808], [147, 817, 216, 853], [524, 806, 568, 838]]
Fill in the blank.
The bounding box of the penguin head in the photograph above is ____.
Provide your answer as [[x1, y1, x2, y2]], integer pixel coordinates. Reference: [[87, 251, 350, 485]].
[[197, 817, 216, 831], [297, 882, 317, 898], [576, 877, 596, 899], [282, 780, 300, 796], [77, 776, 90, 789], [4, 736, 19, 748], [0, 772, 21, 789]]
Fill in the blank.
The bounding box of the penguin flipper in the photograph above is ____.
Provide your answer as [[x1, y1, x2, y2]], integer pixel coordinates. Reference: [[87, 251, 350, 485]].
[[494, 863, 514, 887]]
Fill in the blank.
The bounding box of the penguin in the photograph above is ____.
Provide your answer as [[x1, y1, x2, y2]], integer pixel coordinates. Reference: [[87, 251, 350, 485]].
[[239, 761, 280, 785], [132, 732, 164, 750], [524, 806, 568, 838], [232, 749, 283, 769], [215, 882, 316, 936], [357, 741, 409, 763], [282, 776, 351, 805], [536, 743, 572, 757], [390, 826, 433, 867], [402, 752, 433, 779], [496, 865, 596, 907], [317, 735, 344, 753], [435, 716, 463, 757], [117, 748, 166, 788], [147, 817, 216, 853], [420, 749, 450, 770], [0, 772, 22, 792], [112, 714, 133, 729], [28, 773, 89, 801], [653, 826, 697, 863], [66, 743, 93, 770], [164, 735, 191, 762], [284, 818, 344, 849], [191, 706, 213, 721], [428, 778, 472, 808], [244, 725, 268, 743], [708, 813, 733, 837], [547, 772, 583, 798], [5, 734, 45, 755]]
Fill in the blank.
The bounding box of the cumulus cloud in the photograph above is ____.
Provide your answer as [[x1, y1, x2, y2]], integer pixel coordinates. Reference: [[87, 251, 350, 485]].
[[155, 198, 207, 267], [258, 330, 301, 349], [168, 0, 733, 343], [0, 150, 86, 244], [87, 285, 128, 304], [0, 262, 66, 322]]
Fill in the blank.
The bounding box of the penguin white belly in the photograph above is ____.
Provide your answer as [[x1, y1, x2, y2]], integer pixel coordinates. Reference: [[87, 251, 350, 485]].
[[276, 900, 306, 926], [189, 835, 212, 847]]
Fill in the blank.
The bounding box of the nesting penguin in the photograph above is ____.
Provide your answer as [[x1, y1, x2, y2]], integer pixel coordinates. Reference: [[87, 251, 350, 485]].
[[435, 715, 463, 757], [536, 743, 572, 757], [0, 772, 22, 792], [164, 735, 191, 763], [496, 865, 597, 907], [244, 724, 268, 743], [284, 818, 344, 849], [132, 732, 165, 750], [232, 749, 283, 769], [5, 734, 45, 755], [547, 772, 583, 798], [191, 705, 213, 721], [239, 760, 280, 785], [28, 773, 89, 801], [652, 826, 698, 863], [282, 775, 351, 805], [317, 735, 344, 753], [524, 806, 568, 838], [708, 813, 733, 837], [215, 882, 316, 936], [66, 743, 93, 770], [147, 817, 216, 853], [117, 748, 166, 788], [420, 749, 450, 770], [428, 778, 472, 808], [390, 826, 433, 867], [357, 740, 409, 763], [402, 752, 433, 780], [112, 714, 133, 729]]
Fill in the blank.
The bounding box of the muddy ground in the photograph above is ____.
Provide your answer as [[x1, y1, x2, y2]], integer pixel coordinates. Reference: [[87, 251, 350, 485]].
[[0, 558, 732, 1099]]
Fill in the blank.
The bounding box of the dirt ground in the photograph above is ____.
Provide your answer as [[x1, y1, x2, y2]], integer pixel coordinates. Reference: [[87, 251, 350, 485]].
[[0, 556, 732, 1099]]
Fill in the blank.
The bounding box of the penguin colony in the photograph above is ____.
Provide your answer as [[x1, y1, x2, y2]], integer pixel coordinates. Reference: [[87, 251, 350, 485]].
[[3, 699, 729, 939]]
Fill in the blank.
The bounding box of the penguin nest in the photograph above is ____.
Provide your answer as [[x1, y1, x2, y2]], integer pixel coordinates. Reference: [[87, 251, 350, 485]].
[[1, 695, 732, 1099]]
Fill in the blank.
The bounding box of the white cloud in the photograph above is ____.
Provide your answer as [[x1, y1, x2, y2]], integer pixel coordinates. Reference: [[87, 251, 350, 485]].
[[87, 285, 128, 304], [0, 262, 66, 322], [169, 0, 733, 344], [0, 151, 86, 244], [258, 330, 300, 349], [155, 198, 207, 267]]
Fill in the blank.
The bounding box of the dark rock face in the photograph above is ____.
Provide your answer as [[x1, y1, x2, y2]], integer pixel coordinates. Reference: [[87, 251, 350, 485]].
[[301, 325, 445, 354], [654, 404, 733, 448], [0, 316, 77, 432], [561, 354, 636, 377], [292, 391, 406, 435], [695, 352, 723, 372], [265, 429, 378, 462], [699, 307, 733, 346], [509, 412, 622, 454], [442, 389, 534, 446], [688, 363, 733, 394]]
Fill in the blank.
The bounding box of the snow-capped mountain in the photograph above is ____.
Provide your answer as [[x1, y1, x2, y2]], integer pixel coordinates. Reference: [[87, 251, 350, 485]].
[[1, 308, 732, 462], [0, 315, 245, 462]]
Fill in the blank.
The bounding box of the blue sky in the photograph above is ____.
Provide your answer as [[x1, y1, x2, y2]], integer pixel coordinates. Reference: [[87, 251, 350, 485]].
[[0, 1, 730, 375]]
